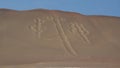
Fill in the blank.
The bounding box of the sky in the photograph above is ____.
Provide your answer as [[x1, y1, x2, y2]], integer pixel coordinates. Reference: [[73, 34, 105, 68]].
[[0, 0, 120, 17]]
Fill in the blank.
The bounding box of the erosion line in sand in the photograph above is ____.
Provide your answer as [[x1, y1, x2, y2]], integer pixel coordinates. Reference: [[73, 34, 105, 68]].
[[52, 16, 77, 56], [31, 17, 43, 38], [75, 23, 90, 44]]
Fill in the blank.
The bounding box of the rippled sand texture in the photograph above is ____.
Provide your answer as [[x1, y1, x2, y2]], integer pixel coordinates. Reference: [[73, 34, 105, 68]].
[[0, 9, 120, 67]]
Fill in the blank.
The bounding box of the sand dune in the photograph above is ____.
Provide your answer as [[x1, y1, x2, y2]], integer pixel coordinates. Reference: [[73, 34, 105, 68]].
[[0, 9, 120, 67]]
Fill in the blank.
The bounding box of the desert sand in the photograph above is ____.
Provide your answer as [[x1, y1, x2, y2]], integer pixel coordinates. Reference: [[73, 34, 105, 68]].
[[0, 8, 120, 67]]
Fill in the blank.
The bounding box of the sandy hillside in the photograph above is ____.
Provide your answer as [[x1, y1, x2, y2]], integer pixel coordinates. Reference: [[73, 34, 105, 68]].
[[0, 9, 120, 67]]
